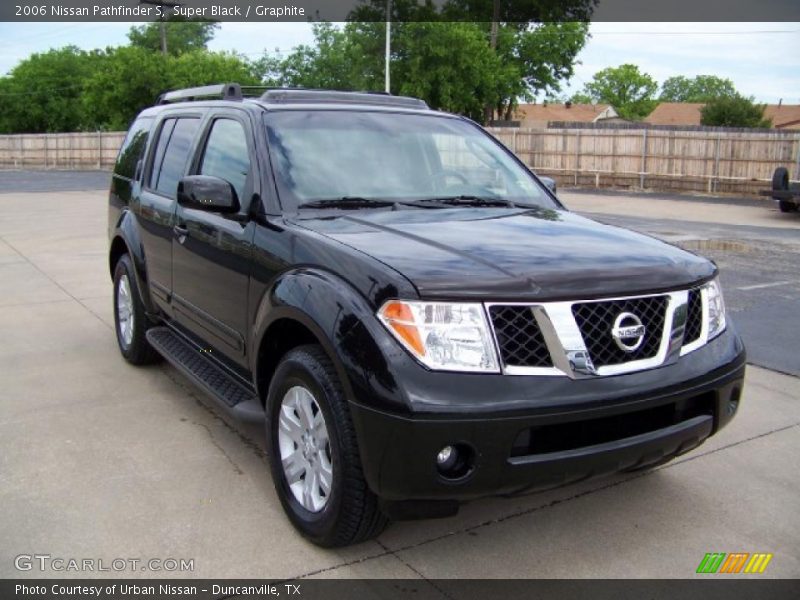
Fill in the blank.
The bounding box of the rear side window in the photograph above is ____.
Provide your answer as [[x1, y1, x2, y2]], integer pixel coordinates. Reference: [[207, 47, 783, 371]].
[[150, 117, 200, 198], [199, 119, 251, 202], [114, 116, 153, 179]]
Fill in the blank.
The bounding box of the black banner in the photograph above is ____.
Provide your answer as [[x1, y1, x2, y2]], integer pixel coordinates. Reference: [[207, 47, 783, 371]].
[[3, 579, 800, 600], [3, 0, 800, 23]]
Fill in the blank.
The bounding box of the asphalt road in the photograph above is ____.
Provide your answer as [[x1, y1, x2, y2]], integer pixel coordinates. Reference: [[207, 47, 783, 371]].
[[1, 172, 798, 581]]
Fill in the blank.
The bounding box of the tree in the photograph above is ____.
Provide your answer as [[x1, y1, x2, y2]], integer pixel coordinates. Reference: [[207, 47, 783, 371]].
[[267, 22, 381, 91], [395, 22, 505, 120], [268, 22, 505, 122], [660, 75, 737, 102], [491, 21, 589, 120], [128, 18, 219, 56], [267, 20, 588, 124], [700, 94, 772, 128], [0, 46, 101, 133], [82, 47, 260, 131], [578, 64, 658, 120], [568, 92, 593, 104]]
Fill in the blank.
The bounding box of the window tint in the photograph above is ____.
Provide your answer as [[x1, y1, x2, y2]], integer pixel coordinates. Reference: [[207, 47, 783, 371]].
[[114, 116, 153, 179], [149, 118, 176, 190], [266, 111, 554, 210], [154, 117, 200, 198], [199, 119, 251, 202]]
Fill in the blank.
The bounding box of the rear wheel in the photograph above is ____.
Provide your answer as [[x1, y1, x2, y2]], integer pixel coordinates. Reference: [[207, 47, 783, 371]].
[[113, 254, 160, 365], [265, 345, 388, 547]]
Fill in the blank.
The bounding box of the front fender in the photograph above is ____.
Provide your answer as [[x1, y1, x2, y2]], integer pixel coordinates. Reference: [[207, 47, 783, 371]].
[[250, 267, 411, 415], [110, 209, 156, 314]]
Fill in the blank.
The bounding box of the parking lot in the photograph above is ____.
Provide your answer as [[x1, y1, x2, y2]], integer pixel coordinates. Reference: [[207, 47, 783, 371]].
[[1, 172, 798, 581]]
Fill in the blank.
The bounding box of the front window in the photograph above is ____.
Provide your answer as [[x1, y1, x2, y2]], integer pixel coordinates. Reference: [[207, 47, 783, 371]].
[[265, 110, 556, 211]]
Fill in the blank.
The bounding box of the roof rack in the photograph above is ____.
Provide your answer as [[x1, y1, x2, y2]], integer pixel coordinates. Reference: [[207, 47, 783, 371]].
[[259, 88, 429, 110], [155, 84, 430, 110], [157, 83, 242, 105]]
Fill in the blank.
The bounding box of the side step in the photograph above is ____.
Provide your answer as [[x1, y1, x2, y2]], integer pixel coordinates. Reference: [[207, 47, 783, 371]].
[[146, 327, 257, 409]]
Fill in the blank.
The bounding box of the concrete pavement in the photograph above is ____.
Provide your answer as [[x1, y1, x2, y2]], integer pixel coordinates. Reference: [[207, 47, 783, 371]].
[[0, 186, 798, 579]]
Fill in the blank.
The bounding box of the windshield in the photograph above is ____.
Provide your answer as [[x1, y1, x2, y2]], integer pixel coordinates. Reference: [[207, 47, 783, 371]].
[[265, 110, 557, 211]]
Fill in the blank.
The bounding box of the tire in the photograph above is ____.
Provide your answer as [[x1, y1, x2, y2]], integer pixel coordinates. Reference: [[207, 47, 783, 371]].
[[772, 167, 789, 192], [265, 345, 388, 547], [772, 167, 797, 212], [112, 254, 160, 365]]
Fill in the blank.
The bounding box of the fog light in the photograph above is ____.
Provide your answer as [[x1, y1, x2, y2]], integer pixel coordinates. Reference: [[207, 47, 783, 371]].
[[435, 443, 476, 480], [437, 445, 456, 468]]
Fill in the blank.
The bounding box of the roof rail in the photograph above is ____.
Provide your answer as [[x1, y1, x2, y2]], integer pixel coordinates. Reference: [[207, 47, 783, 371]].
[[157, 83, 242, 105], [259, 88, 429, 110]]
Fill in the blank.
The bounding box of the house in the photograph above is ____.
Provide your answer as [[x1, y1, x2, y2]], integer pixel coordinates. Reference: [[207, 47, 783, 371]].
[[514, 103, 622, 128], [644, 102, 800, 130]]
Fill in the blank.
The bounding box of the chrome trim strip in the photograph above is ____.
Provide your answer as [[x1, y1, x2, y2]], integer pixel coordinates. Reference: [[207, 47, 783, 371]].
[[680, 287, 710, 356], [488, 289, 696, 378]]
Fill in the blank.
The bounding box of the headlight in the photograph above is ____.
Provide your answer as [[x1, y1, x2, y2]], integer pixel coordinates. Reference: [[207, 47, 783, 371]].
[[704, 278, 726, 340], [377, 300, 500, 372]]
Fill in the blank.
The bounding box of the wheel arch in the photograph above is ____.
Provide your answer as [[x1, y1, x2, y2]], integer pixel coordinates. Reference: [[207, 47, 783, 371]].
[[250, 268, 398, 411], [108, 211, 156, 314]]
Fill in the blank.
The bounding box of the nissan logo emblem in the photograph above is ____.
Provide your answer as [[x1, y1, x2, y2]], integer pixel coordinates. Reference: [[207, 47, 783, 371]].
[[611, 312, 646, 352]]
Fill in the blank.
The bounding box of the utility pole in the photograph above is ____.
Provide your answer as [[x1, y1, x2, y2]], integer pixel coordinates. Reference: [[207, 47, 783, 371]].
[[139, 0, 183, 56], [484, 0, 501, 123], [385, 0, 392, 94]]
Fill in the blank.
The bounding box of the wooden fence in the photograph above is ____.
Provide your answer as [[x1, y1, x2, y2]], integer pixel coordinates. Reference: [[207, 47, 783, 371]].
[[488, 127, 800, 196], [0, 132, 126, 171], [1, 128, 799, 197]]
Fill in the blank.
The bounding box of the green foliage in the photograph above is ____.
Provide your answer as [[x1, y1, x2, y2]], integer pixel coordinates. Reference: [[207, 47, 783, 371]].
[[82, 47, 261, 131], [127, 19, 219, 55], [0, 22, 261, 133], [660, 75, 737, 102], [267, 22, 382, 91], [578, 64, 658, 120], [0, 9, 587, 131], [700, 94, 772, 128], [0, 47, 102, 133], [266, 20, 588, 123], [395, 22, 504, 121], [568, 92, 593, 104]]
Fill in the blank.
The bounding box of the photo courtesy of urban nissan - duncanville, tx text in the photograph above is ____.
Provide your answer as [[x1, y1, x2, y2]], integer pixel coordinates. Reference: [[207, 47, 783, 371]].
[[107, 84, 745, 547]]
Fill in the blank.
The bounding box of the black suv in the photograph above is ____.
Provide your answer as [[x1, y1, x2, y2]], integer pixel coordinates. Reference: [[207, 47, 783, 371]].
[[108, 84, 745, 547]]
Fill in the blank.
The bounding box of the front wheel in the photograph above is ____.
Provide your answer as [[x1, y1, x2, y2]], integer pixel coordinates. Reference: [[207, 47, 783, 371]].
[[265, 345, 388, 547]]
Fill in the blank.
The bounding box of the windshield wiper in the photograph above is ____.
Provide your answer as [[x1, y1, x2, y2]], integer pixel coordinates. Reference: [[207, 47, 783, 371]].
[[298, 197, 396, 210], [411, 195, 516, 208]]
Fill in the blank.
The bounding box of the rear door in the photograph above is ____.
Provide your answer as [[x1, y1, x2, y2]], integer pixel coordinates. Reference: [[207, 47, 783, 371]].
[[136, 114, 202, 314], [170, 109, 258, 366]]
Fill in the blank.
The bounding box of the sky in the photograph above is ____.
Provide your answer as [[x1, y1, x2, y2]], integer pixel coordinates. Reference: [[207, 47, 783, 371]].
[[0, 21, 798, 104]]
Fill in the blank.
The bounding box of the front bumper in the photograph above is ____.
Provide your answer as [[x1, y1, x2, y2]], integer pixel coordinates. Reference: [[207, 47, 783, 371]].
[[349, 327, 745, 502]]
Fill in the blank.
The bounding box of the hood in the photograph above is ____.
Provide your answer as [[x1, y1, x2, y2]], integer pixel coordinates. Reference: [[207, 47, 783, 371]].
[[289, 207, 714, 301]]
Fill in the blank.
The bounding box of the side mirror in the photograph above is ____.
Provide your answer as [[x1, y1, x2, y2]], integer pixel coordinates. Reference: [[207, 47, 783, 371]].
[[177, 175, 239, 213], [539, 176, 557, 195]]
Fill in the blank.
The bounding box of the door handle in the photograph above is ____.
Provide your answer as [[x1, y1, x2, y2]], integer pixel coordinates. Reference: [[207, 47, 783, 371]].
[[173, 225, 189, 237]]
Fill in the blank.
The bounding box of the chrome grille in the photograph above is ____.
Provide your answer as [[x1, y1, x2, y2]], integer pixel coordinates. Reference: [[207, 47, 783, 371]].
[[572, 296, 668, 368], [684, 288, 703, 344], [489, 305, 552, 368]]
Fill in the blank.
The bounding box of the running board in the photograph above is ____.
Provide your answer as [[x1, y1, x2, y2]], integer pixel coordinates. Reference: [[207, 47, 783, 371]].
[[146, 326, 258, 409]]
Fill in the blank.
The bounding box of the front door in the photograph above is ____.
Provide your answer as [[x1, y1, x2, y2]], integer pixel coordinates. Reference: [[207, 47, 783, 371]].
[[171, 111, 257, 367]]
